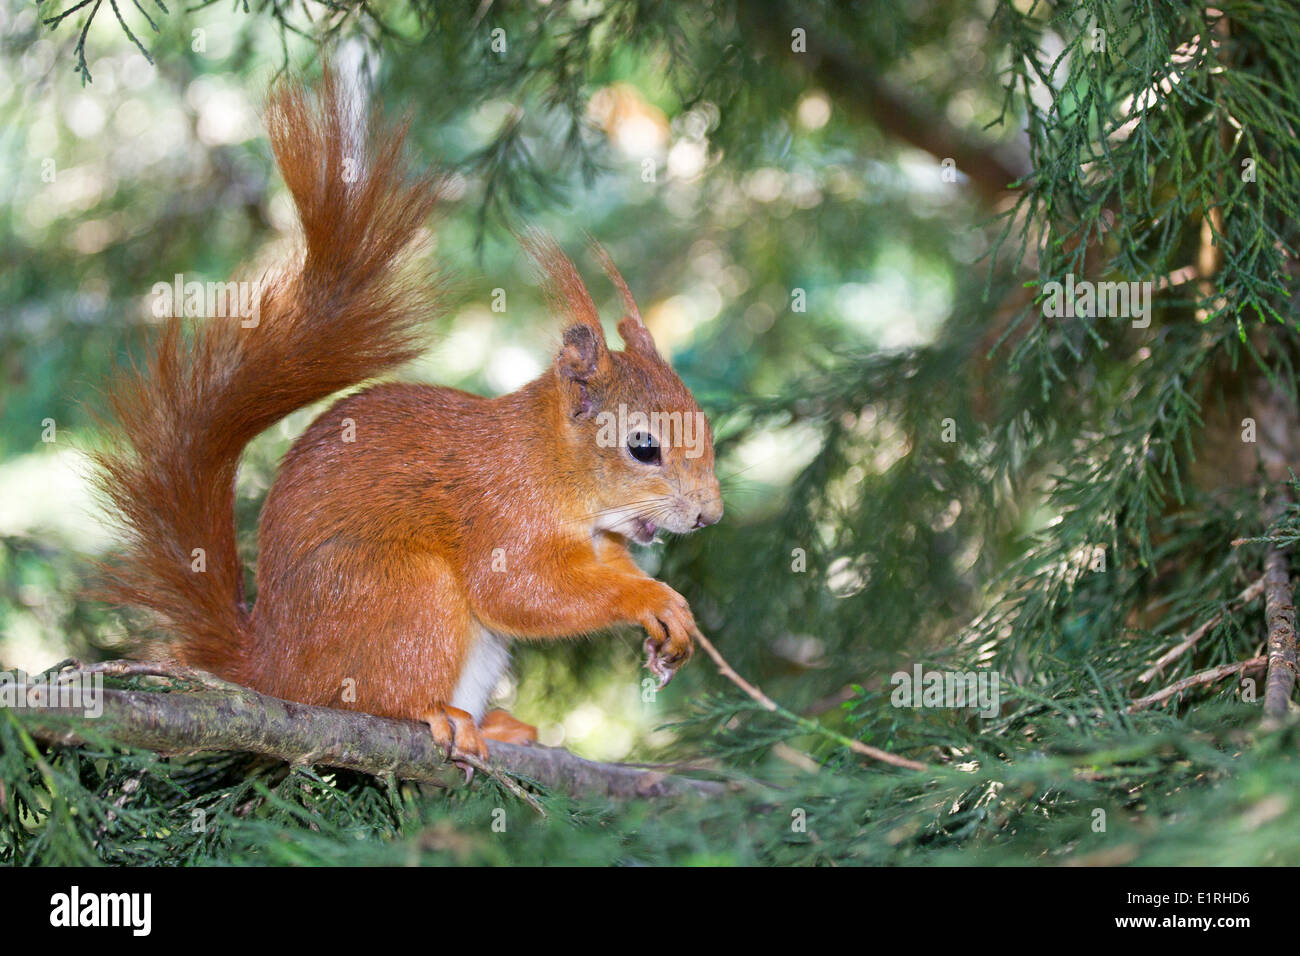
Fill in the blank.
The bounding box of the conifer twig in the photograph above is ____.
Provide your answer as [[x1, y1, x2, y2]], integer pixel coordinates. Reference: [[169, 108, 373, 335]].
[[1137, 575, 1267, 683], [54, 658, 245, 693], [690, 631, 930, 772], [1126, 657, 1265, 713]]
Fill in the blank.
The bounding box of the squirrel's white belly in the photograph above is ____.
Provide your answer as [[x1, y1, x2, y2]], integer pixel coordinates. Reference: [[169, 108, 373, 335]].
[[451, 625, 511, 723]]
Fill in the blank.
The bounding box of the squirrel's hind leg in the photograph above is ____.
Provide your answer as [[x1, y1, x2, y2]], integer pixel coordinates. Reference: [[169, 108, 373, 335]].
[[423, 704, 490, 767], [479, 709, 538, 745]]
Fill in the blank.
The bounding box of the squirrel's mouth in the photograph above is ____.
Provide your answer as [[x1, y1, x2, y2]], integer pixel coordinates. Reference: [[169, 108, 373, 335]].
[[630, 517, 658, 544]]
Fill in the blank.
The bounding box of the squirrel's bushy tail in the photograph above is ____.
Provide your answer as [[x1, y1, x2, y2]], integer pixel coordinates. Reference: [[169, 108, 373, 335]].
[[94, 67, 441, 678]]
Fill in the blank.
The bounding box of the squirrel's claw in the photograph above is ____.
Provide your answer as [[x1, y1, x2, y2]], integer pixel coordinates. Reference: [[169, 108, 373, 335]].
[[423, 704, 489, 784], [640, 589, 696, 689], [644, 639, 678, 689]]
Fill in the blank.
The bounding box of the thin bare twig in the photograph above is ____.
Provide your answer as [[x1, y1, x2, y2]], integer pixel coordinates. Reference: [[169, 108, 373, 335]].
[[1138, 575, 1266, 683], [1127, 657, 1265, 713], [54, 658, 244, 692], [691, 631, 930, 772]]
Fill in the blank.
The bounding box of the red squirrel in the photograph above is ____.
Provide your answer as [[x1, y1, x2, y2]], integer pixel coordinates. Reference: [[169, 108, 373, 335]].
[[94, 70, 722, 764]]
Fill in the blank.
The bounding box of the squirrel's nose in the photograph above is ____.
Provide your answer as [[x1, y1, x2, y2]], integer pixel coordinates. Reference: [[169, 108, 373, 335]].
[[693, 501, 723, 528]]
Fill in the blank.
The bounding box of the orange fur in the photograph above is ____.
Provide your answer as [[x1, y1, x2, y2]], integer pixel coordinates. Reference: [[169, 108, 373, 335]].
[[480, 710, 539, 745], [95, 70, 722, 760]]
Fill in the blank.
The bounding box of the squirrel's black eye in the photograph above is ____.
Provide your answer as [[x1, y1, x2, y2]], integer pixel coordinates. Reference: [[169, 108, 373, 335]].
[[627, 431, 661, 465]]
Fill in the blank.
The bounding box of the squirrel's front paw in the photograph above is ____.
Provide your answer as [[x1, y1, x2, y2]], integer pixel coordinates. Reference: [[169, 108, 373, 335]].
[[638, 584, 696, 689]]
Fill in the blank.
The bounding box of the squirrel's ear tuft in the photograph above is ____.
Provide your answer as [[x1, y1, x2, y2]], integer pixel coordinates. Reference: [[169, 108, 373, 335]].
[[617, 316, 661, 359], [556, 323, 608, 419], [589, 239, 662, 362]]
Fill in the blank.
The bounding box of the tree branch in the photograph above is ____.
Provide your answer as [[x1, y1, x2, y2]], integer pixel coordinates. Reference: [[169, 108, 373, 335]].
[[10, 668, 725, 801], [1254, 375, 1299, 728], [1127, 657, 1265, 713], [1261, 546, 1297, 726], [1137, 575, 1267, 683], [740, 0, 1032, 206]]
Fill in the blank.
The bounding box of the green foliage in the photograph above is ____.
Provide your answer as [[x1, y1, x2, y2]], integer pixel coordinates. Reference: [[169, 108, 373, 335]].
[[5, 0, 1300, 865]]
